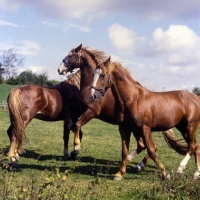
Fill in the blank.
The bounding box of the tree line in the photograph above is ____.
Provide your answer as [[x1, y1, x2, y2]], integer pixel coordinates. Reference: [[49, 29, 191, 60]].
[[0, 49, 59, 86], [0, 48, 200, 95]]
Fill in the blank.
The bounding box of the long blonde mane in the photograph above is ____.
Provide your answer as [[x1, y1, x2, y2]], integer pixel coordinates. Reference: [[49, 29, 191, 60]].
[[83, 46, 110, 65]]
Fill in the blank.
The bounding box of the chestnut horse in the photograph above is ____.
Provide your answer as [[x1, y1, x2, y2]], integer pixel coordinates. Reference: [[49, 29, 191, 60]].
[[7, 68, 181, 170], [91, 56, 200, 180], [7, 71, 84, 165], [58, 44, 187, 179]]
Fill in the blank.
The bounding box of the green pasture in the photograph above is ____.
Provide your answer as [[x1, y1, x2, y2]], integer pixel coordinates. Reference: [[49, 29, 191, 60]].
[[0, 85, 200, 199], [0, 84, 18, 102]]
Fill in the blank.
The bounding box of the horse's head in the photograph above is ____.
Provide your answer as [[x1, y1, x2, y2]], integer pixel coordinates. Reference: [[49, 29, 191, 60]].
[[90, 57, 113, 101], [58, 44, 82, 75]]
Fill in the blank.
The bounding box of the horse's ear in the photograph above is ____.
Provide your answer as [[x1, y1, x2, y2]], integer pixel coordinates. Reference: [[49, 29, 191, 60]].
[[104, 56, 111, 67], [75, 44, 82, 52]]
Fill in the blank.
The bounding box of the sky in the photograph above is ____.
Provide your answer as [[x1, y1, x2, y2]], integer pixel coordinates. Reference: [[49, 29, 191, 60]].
[[0, 0, 200, 91]]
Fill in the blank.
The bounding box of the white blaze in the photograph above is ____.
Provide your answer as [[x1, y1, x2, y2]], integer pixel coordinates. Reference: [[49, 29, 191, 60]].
[[90, 68, 102, 97]]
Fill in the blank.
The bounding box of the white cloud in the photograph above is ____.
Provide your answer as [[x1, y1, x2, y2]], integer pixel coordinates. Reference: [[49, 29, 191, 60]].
[[0, 41, 14, 50], [108, 23, 136, 53], [64, 22, 90, 32], [1, 0, 199, 21], [18, 40, 41, 56], [0, 40, 41, 56], [138, 25, 200, 66], [39, 21, 58, 27], [0, 0, 20, 12], [0, 19, 18, 27]]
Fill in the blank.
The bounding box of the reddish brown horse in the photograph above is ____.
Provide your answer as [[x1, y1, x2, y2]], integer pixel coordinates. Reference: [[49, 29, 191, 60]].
[[58, 44, 188, 179], [91, 56, 200, 180], [7, 71, 83, 165], [7, 68, 180, 170]]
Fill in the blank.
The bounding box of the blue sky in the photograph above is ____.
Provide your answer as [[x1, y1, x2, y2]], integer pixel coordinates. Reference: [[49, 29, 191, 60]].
[[0, 0, 200, 91]]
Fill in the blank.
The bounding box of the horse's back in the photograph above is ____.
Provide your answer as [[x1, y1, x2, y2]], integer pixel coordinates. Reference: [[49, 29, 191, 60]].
[[18, 85, 63, 120]]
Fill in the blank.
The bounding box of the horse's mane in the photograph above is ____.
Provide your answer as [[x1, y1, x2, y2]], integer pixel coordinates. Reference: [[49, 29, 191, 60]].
[[48, 70, 81, 90], [83, 46, 110, 65], [64, 70, 81, 89], [112, 61, 143, 87]]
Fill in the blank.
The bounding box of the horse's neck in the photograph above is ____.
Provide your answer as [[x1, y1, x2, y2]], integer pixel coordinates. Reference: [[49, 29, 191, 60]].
[[111, 67, 146, 103], [80, 53, 96, 90]]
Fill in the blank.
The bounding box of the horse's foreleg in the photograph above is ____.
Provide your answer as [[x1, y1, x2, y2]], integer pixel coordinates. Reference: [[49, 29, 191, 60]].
[[70, 108, 95, 159], [7, 125, 19, 167], [142, 126, 167, 180], [114, 126, 131, 180]]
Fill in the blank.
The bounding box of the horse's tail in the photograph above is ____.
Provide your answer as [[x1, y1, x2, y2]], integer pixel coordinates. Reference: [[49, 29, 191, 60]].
[[7, 88, 26, 151], [162, 129, 187, 155]]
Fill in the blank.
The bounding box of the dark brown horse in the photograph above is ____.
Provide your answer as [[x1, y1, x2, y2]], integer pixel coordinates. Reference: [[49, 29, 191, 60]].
[[91, 56, 200, 180], [7, 71, 84, 165], [58, 44, 187, 179]]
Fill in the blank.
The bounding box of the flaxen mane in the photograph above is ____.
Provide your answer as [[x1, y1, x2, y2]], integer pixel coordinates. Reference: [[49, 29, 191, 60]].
[[84, 46, 110, 66], [52, 69, 81, 91], [64, 69, 81, 89]]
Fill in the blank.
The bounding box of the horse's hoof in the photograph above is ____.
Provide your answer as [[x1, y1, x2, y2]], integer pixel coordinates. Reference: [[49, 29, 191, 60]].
[[193, 171, 200, 180], [64, 153, 71, 160], [113, 176, 123, 181], [70, 149, 81, 160], [161, 175, 168, 181], [9, 161, 18, 168], [132, 165, 143, 172], [166, 174, 171, 180]]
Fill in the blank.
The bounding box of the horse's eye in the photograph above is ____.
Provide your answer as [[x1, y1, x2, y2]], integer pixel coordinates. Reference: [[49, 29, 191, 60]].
[[100, 74, 105, 79]]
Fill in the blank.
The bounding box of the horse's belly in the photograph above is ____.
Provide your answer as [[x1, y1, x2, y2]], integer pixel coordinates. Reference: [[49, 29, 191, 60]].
[[35, 111, 61, 121], [151, 116, 182, 131]]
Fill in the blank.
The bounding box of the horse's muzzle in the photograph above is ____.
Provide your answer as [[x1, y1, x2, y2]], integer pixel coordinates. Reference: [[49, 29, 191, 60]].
[[90, 90, 102, 101]]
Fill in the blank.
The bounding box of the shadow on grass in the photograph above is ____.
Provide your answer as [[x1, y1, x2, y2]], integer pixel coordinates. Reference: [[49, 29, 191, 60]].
[[13, 161, 153, 180], [1, 148, 157, 179]]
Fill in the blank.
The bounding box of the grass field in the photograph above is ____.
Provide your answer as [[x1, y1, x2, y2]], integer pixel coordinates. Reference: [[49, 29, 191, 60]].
[[0, 84, 18, 102], [0, 85, 200, 199]]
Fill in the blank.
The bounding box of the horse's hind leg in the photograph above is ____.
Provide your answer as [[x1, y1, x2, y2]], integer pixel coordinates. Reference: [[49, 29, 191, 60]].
[[142, 125, 167, 180], [127, 134, 157, 172], [133, 141, 157, 172], [7, 125, 19, 166], [176, 124, 198, 176], [193, 144, 200, 179]]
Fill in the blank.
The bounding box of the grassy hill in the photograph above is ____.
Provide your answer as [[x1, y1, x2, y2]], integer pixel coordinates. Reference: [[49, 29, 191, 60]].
[[0, 84, 18, 102]]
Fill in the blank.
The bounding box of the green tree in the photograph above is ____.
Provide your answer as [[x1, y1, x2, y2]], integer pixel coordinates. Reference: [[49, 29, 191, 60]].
[[192, 87, 200, 96], [36, 73, 48, 86], [17, 70, 37, 85], [5, 70, 49, 86], [46, 79, 60, 86]]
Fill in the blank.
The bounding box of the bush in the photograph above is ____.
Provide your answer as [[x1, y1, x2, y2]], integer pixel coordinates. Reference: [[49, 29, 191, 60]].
[[192, 87, 200, 96], [0, 75, 4, 84]]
